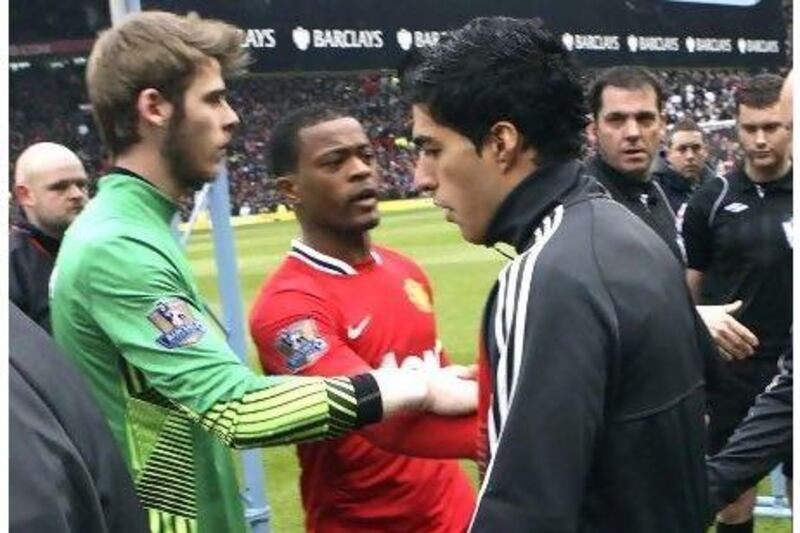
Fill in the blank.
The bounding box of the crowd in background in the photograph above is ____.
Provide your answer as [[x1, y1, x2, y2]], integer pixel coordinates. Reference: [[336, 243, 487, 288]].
[[9, 63, 786, 218]]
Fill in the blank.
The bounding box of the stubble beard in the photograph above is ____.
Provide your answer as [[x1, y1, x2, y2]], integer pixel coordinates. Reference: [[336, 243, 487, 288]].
[[162, 108, 217, 193]]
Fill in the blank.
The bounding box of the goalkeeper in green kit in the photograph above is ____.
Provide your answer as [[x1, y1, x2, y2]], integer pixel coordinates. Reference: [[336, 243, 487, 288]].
[[50, 11, 477, 533]]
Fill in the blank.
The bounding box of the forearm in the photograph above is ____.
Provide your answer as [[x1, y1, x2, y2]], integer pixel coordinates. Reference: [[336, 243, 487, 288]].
[[185, 374, 383, 449], [182, 350, 475, 449], [361, 412, 478, 459]]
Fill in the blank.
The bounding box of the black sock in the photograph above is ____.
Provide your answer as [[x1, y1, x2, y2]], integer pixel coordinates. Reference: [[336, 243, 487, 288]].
[[716, 518, 754, 533]]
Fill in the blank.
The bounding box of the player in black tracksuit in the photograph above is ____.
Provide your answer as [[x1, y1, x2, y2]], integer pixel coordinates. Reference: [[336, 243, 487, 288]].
[[405, 18, 708, 532], [471, 159, 708, 532], [10, 302, 148, 532]]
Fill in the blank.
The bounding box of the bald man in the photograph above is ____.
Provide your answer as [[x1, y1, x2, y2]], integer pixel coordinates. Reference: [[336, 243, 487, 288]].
[[11, 142, 88, 332]]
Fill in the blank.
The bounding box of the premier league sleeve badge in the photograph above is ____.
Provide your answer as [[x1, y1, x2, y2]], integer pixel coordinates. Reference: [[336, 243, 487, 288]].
[[147, 298, 207, 349], [275, 318, 329, 373]]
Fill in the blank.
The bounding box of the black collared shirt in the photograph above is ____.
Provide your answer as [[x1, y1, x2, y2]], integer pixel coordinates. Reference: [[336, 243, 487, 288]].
[[683, 165, 793, 360], [586, 157, 684, 262], [10, 216, 62, 333]]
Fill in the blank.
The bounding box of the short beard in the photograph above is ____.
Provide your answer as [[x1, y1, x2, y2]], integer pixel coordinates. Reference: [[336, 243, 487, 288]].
[[161, 103, 215, 193], [37, 214, 72, 238]]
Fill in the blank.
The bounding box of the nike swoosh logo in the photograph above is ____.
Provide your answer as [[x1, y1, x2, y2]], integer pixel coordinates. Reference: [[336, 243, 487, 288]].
[[347, 316, 371, 340]]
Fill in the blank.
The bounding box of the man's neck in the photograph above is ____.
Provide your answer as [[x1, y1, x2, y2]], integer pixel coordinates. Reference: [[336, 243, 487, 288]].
[[114, 145, 184, 202], [21, 212, 62, 240], [597, 156, 650, 183], [300, 224, 371, 265], [621, 168, 650, 183], [745, 158, 791, 183]]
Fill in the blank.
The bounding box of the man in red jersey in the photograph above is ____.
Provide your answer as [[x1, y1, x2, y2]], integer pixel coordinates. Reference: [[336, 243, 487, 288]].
[[250, 105, 476, 533]]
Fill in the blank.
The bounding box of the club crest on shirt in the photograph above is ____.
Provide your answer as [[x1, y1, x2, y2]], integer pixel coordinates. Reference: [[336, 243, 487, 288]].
[[404, 279, 433, 313], [147, 298, 206, 349], [275, 318, 329, 372]]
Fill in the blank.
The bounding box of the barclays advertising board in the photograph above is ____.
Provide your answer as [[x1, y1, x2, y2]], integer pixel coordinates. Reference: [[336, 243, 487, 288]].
[[145, 0, 786, 71]]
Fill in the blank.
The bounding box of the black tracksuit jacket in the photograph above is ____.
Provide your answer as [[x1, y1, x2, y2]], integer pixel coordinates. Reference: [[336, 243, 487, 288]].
[[471, 160, 708, 533], [706, 351, 792, 516], [586, 157, 684, 263], [651, 155, 713, 216], [9, 303, 148, 532], [10, 217, 60, 333]]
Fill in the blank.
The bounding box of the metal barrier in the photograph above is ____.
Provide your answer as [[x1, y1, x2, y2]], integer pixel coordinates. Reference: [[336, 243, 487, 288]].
[[178, 167, 272, 533]]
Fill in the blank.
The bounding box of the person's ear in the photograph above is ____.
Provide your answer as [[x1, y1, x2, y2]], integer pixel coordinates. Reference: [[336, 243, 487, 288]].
[[586, 117, 598, 146], [136, 88, 173, 129], [276, 175, 300, 207], [484, 121, 528, 174], [658, 112, 668, 142], [14, 183, 34, 207]]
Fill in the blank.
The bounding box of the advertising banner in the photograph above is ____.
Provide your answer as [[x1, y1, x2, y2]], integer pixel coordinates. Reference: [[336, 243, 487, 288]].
[[143, 0, 787, 71]]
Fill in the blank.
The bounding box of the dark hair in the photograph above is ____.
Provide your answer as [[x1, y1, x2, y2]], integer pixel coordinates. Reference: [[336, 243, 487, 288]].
[[270, 105, 350, 176], [668, 117, 704, 146], [735, 74, 784, 112], [588, 66, 665, 118], [401, 17, 587, 163]]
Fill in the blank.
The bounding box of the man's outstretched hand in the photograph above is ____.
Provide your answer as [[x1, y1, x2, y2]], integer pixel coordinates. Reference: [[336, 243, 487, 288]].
[[697, 301, 759, 361], [371, 352, 478, 417]]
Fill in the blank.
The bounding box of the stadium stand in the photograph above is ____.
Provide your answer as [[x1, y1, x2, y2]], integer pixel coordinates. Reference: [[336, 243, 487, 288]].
[[9, 63, 787, 219], [8, 4, 792, 532]]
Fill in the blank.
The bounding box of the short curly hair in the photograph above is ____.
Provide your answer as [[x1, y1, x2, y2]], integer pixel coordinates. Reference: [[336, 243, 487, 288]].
[[270, 105, 350, 177], [402, 17, 588, 164]]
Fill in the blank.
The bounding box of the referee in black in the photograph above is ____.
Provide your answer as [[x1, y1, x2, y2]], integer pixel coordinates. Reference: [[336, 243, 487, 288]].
[[682, 73, 792, 533]]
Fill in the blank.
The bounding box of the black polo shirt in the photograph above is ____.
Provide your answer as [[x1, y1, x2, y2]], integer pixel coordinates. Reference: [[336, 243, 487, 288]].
[[586, 157, 685, 263], [682, 166, 792, 360]]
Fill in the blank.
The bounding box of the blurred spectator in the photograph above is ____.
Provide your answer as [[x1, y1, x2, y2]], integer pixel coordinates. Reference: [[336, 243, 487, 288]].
[[652, 117, 714, 217]]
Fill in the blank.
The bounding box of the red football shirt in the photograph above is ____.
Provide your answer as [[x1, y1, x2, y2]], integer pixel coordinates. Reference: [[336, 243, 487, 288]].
[[250, 240, 477, 533]]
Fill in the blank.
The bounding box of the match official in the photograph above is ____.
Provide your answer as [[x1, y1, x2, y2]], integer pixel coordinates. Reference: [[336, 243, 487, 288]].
[[684, 73, 793, 533]]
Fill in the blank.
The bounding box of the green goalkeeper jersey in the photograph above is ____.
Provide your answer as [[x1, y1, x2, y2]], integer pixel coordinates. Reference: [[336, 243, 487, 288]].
[[51, 172, 377, 533]]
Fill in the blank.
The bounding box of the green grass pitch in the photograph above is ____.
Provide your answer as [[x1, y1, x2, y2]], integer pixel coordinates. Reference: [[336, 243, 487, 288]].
[[186, 206, 790, 532]]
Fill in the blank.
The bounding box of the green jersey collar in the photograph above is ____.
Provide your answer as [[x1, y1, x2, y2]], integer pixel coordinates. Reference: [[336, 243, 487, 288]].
[[99, 169, 178, 223]]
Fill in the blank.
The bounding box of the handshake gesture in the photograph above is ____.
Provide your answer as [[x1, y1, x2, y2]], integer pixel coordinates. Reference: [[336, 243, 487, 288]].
[[370, 349, 478, 418], [697, 300, 759, 360]]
